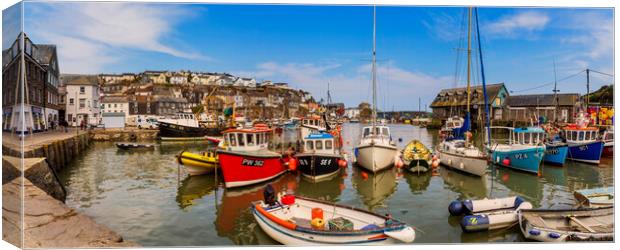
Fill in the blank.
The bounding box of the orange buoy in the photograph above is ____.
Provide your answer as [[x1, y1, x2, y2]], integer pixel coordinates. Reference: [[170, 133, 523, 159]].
[[312, 207, 324, 220], [432, 160, 439, 168], [338, 159, 348, 168], [288, 158, 298, 171], [361, 171, 369, 180]]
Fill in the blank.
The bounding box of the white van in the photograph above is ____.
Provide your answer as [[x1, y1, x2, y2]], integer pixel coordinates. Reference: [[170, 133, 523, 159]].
[[137, 116, 159, 129]]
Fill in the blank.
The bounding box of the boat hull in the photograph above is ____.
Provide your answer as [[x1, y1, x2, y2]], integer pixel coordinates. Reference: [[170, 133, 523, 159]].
[[178, 151, 218, 176], [158, 121, 222, 138], [567, 141, 604, 164], [297, 153, 342, 182], [406, 159, 430, 174], [217, 150, 287, 188], [437, 148, 487, 176], [519, 207, 614, 242], [252, 196, 415, 245], [355, 144, 397, 173], [543, 143, 568, 165], [602, 142, 613, 157], [491, 147, 544, 174]]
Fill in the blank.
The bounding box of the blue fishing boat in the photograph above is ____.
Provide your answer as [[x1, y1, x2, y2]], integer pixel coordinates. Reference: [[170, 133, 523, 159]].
[[487, 127, 546, 174], [543, 136, 569, 165], [562, 115, 604, 164]]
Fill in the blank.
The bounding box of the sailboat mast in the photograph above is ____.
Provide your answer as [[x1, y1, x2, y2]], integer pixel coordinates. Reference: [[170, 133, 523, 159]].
[[466, 7, 472, 113], [372, 5, 377, 127], [553, 59, 559, 122]]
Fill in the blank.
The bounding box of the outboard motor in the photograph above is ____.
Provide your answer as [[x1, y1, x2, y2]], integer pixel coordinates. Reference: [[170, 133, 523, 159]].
[[263, 184, 276, 206]]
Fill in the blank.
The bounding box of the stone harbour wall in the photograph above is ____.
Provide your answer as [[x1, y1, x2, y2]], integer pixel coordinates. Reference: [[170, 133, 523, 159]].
[[89, 128, 158, 141]]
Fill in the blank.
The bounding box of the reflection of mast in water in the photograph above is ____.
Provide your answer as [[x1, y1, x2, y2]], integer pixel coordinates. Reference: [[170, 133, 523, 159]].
[[351, 167, 398, 211], [175, 175, 218, 210], [214, 173, 297, 245], [439, 167, 487, 199]]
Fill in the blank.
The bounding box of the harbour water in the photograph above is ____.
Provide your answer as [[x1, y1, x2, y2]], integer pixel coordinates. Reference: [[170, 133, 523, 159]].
[[58, 123, 613, 245]]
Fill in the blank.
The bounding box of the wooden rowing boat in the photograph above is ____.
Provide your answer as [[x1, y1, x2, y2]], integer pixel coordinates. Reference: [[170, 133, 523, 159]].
[[115, 142, 154, 150], [518, 206, 613, 242], [574, 187, 614, 208], [253, 187, 415, 245]]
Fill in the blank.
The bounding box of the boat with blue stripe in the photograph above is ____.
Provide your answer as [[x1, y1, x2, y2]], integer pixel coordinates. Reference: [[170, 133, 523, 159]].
[[487, 127, 546, 174], [544, 136, 569, 165], [563, 125, 604, 164], [252, 187, 416, 245]]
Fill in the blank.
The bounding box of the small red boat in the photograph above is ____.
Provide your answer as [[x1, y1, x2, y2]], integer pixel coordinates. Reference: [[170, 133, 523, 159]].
[[218, 124, 289, 188]]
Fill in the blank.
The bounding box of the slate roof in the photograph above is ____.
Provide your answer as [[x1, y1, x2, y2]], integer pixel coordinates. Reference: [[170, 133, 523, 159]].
[[61, 74, 100, 86], [430, 83, 506, 108], [33, 44, 56, 65], [505, 93, 580, 107]]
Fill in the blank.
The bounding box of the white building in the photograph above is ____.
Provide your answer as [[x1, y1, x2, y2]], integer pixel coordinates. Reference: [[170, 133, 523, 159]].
[[344, 107, 361, 119], [101, 95, 129, 118], [170, 74, 188, 85], [62, 74, 101, 126]]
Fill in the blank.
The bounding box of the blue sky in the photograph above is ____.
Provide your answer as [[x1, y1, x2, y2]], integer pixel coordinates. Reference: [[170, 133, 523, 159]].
[[5, 2, 614, 110]]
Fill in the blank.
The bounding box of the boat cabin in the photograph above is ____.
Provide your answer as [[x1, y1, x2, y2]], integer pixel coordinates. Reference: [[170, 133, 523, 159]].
[[563, 126, 600, 143], [303, 132, 338, 155], [223, 125, 272, 151], [442, 116, 464, 131], [487, 126, 545, 146], [362, 125, 392, 139], [512, 127, 546, 145], [301, 116, 325, 129]]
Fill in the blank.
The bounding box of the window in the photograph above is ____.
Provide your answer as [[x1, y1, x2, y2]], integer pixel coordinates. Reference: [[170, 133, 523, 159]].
[[306, 140, 313, 150], [315, 140, 323, 150], [79, 99, 85, 108], [237, 133, 245, 146], [325, 140, 333, 150], [229, 133, 237, 146], [246, 133, 254, 146], [578, 132, 585, 141], [80, 86, 85, 94], [382, 128, 389, 136], [108, 104, 111, 108]]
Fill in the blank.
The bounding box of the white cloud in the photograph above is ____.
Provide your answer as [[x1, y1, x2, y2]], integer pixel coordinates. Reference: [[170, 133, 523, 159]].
[[486, 11, 550, 37], [25, 2, 205, 73], [560, 11, 612, 60]]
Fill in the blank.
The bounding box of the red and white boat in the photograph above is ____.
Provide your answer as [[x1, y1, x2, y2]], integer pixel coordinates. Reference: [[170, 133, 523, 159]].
[[218, 124, 289, 188]]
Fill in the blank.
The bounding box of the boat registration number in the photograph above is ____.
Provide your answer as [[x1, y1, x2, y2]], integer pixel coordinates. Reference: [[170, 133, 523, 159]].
[[579, 145, 589, 151], [241, 159, 264, 167], [547, 148, 559, 155], [514, 153, 528, 159]]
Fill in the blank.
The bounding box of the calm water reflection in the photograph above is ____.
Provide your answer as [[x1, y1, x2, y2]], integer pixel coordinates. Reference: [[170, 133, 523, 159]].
[[59, 123, 613, 245]]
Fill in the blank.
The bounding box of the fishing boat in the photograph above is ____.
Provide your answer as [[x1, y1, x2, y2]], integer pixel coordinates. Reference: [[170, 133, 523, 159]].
[[217, 124, 289, 188], [401, 140, 432, 174], [487, 127, 546, 174], [436, 7, 489, 177], [563, 112, 604, 164], [252, 185, 416, 245], [115, 142, 154, 150], [449, 196, 533, 232], [296, 131, 346, 182], [601, 129, 613, 157], [177, 150, 219, 176], [354, 7, 398, 173], [300, 116, 327, 139], [158, 112, 222, 139], [518, 206, 614, 242], [543, 136, 569, 165], [574, 187, 614, 208]]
